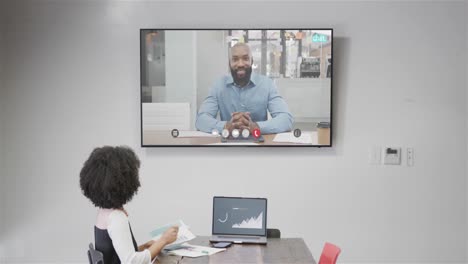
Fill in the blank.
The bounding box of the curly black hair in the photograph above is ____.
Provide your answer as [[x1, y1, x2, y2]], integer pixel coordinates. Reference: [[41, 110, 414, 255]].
[[80, 146, 141, 209]]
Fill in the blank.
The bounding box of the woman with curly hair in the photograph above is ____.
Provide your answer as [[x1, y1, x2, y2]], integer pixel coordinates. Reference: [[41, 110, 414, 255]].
[[80, 146, 178, 264]]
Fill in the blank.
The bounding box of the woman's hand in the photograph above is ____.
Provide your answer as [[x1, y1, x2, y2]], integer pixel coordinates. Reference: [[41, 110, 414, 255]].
[[161, 226, 179, 245], [146, 226, 179, 259]]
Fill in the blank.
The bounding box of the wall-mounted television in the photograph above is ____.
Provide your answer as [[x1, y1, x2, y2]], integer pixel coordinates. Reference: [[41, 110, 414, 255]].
[[140, 29, 332, 147]]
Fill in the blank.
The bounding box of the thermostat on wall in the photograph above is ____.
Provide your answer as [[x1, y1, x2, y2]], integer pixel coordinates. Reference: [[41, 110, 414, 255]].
[[383, 147, 401, 165]]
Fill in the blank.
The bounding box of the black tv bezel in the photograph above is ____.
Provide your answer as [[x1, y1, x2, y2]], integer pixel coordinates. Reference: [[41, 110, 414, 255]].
[[140, 28, 333, 148]]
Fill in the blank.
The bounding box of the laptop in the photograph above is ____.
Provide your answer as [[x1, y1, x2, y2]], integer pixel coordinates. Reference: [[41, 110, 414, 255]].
[[210, 196, 267, 244]]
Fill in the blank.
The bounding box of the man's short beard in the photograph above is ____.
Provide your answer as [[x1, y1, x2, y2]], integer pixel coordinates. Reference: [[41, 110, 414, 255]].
[[230, 66, 252, 86]]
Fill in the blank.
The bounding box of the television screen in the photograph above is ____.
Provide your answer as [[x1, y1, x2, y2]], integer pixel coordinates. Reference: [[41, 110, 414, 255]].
[[140, 29, 332, 147]]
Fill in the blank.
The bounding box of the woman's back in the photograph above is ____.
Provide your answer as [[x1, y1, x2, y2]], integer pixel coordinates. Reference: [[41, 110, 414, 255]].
[[94, 209, 139, 264]]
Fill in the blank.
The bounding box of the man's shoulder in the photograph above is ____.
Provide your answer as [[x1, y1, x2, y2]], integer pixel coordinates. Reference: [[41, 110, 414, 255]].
[[221, 74, 233, 83], [211, 74, 231, 88], [252, 73, 274, 87]]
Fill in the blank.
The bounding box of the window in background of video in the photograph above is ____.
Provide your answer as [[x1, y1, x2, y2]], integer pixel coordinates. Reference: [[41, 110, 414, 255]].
[[228, 30, 331, 79], [141, 30, 165, 102]]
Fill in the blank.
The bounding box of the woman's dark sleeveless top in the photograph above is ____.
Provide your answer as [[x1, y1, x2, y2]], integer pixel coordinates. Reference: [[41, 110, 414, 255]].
[[94, 224, 138, 264]]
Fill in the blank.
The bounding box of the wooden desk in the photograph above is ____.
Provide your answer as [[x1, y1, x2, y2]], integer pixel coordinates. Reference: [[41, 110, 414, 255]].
[[143, 130, 329, 146], [156, 236, 316, 264]]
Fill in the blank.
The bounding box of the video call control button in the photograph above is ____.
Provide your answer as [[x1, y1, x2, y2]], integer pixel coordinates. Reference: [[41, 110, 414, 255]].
[[171, 129, 179, 138], [222, 129, 230, 139], [252, 128, 261, 139], [242, 129, 250, 138], [293, 128, 302, 138], [232, 129, 240, 138]]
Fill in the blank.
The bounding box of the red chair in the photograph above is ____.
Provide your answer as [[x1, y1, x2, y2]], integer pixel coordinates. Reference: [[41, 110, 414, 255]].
[[318, 242, 341, 264]]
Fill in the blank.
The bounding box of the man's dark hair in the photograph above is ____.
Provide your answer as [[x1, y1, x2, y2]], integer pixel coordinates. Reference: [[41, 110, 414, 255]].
[[80, 146, 141, 209]]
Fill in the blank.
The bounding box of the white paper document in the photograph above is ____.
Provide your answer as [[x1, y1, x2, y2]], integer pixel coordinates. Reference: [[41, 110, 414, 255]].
[[273, 131, 318, 144], [150, 220, 196, 250], [177, 131, 219, 138], [167, 243, 226, 258]]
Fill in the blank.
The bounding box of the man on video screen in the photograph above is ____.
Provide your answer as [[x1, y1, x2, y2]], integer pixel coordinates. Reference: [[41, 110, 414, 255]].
[[196, 43, 293, 134]]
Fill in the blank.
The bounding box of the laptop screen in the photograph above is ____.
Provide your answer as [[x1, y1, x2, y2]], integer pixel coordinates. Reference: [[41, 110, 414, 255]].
[[212, 197, 267, 236]]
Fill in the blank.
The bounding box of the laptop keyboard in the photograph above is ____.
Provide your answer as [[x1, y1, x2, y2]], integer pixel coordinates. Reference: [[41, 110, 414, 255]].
[[218, 236, 260, 240]]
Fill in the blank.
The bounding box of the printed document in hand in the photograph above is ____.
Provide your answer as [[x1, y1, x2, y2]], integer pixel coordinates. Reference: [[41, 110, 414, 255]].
[[149, 220, 196, 250], [167, 243, 226, 258]]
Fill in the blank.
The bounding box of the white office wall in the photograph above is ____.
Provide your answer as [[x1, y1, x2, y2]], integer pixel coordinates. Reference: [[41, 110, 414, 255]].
[[276, 78, 331, 121], [466, 0, 468, 260], [0, 0, 6, 260], [165, 31, 197, 128], [1, 1, 466, 263], [196, 31, 227, 113]]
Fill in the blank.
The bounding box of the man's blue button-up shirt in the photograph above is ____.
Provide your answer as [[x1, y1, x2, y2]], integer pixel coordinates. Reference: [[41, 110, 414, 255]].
[[196, 73, 293, 134]]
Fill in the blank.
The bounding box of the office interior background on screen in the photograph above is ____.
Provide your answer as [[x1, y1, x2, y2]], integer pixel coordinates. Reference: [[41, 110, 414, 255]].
[[141, 30, 331, 131]]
